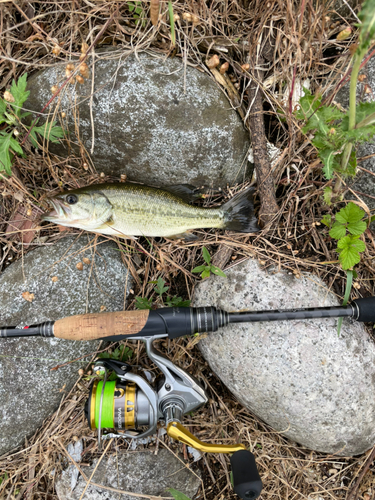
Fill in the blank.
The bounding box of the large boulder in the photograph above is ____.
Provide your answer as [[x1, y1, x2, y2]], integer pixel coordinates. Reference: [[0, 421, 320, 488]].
[[193, 258, 375, 456], [25, 51, 251, 188], [0, 236, 132, 457], [55, 449, 201, 500]]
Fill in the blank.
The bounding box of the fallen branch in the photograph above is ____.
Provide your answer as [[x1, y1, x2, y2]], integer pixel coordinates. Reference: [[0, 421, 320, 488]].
[[246, 52, 279, 227]]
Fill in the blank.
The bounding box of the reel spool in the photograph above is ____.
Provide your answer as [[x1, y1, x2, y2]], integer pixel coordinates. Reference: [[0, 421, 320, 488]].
[[84, 336, 263, 500], [86, 380, 152, 433]]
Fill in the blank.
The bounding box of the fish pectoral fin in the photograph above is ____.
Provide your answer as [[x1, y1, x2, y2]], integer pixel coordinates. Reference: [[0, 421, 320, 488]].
[[163, 184, 204, 204], [105, 215, 115, 225], [166, 231, 199, 241]]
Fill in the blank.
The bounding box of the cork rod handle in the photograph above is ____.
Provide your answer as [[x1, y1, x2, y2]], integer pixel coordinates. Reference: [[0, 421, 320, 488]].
[[53, 310, 150, 341]]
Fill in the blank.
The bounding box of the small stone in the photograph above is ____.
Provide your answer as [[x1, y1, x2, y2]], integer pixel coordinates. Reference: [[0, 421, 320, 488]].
[[22, 291, 34, 302], [76, 262, 83, 271], [220, 62, 229, 74], [206, 55, 220, 69], [82, 257, 91, 265], [51, 276, 58, 282], [55, 450, 200, 500], [52, 45, 61, 56], [4, 91, 14, 103]]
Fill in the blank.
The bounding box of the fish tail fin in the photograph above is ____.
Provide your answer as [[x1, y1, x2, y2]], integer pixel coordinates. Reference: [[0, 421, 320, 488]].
[[221, 187, 259, 233]]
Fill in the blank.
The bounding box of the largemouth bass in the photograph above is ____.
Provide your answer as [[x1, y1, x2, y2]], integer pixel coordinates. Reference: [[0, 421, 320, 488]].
[[43, 183, 259, 239]]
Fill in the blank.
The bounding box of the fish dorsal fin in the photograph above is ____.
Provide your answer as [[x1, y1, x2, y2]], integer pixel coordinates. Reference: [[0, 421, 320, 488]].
[[163, 184, 203, 204]]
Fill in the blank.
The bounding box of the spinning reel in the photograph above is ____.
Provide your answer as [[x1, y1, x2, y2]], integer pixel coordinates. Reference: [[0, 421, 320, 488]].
[[4, 295, 375, 499], [85, 335, 263, 500]]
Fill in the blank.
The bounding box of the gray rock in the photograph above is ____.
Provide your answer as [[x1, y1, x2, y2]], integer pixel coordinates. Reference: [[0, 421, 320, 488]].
[[0, 236, 132, 457], [331, 0, 361, 19], [193, 258, 375, 456], [55, 449, 201, 500], [25, 51, 251, 188]]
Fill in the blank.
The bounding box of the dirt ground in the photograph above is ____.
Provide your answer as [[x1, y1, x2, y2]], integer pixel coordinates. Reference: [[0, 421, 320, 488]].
[[0, 1, 374, 499]]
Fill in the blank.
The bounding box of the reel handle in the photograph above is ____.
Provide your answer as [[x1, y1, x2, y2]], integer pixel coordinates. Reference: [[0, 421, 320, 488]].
[[230, 450, 263, 500]]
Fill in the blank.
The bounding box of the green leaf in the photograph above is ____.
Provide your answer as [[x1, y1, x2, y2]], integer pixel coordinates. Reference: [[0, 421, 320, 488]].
[[135, 296, 153, 310], [345, 150, 357, 177], [336, 203, 365, 224], [168, 1, 176, 45], [201, 269, 211, 279], [321, 214, 332, 227], [323, 186, 333, 206], [329, 222, 346, 240], [155, 277, 169, 296], [319, 148, 337, 180], [355, 101, 375, 127], [4, 111, 16, 125], [337, 235, 366, 270], [0, 99, 6, 114], [357, 0, 375, 53], [10, 73, 29, 117], [192, 265, 206, 273], [347, 220, 367, 236], [165, 296, 191, 307], [0, 472, 8, 486], [296, 90, 344, 134], [0, 132, 23, 174], [98, 352, 111, 359], [210, 266, 227, 278], [28, 120, 64, 147], [167, 488, 192, 500], [202, 247, 211, 264], [345, 124, 375, 143]]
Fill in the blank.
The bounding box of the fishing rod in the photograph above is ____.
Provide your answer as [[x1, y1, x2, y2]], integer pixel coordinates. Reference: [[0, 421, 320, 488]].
[[1, 295, 374, 341], [2, 296, 374, 500]]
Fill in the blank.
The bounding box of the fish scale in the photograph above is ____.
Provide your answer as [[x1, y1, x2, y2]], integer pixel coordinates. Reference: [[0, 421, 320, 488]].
[[105, 187, 224, 237]]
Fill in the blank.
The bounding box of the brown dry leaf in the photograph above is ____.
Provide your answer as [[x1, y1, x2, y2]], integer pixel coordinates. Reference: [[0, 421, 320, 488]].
[[13, 191, 24, 203], [22, 291, 35, 302]]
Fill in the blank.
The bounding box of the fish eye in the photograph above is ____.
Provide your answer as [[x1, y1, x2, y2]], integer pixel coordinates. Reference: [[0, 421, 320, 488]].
[[66, 194, 78, 205]]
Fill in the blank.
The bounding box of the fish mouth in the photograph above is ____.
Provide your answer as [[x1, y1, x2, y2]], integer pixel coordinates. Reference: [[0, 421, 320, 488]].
[[42, 198, 72, 222]]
